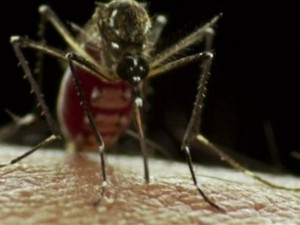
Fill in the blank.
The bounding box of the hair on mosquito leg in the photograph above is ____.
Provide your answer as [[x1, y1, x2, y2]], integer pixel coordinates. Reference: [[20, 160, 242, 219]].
[[178, 46, 226, 211], [0, 37, 62, 168], [11, 37, 61, 137]]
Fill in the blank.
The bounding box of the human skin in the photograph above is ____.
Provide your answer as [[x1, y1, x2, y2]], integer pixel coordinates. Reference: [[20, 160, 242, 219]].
[[0, 145, 300, 225]]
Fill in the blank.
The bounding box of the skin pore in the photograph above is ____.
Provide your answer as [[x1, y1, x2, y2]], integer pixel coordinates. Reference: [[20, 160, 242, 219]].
[[0, 145, 299, 225]]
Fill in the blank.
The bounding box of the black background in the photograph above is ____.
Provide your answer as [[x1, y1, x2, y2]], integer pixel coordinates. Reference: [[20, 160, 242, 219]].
[[0, 1, 299, 174]]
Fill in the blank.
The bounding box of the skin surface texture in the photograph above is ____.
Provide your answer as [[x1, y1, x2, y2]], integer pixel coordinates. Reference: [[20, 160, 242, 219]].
[[0, 145, 300, 225]]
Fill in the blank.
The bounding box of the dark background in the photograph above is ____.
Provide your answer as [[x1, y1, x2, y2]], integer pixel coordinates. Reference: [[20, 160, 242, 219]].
[[0, 1, 299, 174]]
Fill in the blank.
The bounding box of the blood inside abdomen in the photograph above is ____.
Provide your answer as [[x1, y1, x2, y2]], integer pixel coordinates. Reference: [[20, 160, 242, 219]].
[[57, 68, 133, 151]]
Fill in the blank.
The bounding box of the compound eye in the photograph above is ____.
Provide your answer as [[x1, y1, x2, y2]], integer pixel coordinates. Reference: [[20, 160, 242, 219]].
[[117, 53, 149, 83]]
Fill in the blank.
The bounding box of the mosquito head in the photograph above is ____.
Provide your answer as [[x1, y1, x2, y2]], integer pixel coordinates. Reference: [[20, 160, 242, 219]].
[[97, 0, 151, 76], [116, 52, 149, 84]]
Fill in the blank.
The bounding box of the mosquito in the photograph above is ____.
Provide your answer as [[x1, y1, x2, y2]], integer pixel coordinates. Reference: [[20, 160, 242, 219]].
[[2, 0, 299, 212]]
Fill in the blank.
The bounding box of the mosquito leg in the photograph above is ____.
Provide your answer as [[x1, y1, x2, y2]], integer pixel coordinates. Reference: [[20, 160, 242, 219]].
[[0, 135, 58, 168], [60, 51, 114, 81], [181, 26, 215, 146], [181, 53, 225, 212], [200, 137, 300, 191], [29, 11, 53, 121], [147, 14, 167, 52], [181, 53, 213, 146], [34, 8, 48, 82], [11, 37, 60, 136], [7, 9, 49, 138], [132, 86, 150, 184], [38, 5, 111, 78], [179, 23, 227, 211], [0, 39, 62, 167], [163, 24, 215, 150], [66, 53, 107, 205], [182, 146, 225, 212], [9, 36, 113, 81], [180, 26, 214, 144], [0, 111, 37, 142], [196, 135, 300, 191], [148, 20, 224, 209], [150, 14, 222, 69], [177, 28, 300, 193], [149, 51, 215, 78], [38, 5, 91, 61], [11, 36, 66, 63]]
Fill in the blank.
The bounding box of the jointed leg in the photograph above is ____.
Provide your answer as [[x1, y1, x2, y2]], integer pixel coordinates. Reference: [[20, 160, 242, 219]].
[[196, 134, 300, 191], [38, 5, 90, 61], [174, 21, 228, 211], [67, 53, 107, 205], [178, 19, 300, 210], [149, 51, 214, 78], [11, 38, 60, 137], [0, 38, 63, 167], [149, 17, 216, 78], [37, 5, 109, 78], [180, 52, 226, 212], [10, 36, 113, 81], [0, 135, 58, 168], [146, 17, 224, 210], [149, 14, 221, 69]]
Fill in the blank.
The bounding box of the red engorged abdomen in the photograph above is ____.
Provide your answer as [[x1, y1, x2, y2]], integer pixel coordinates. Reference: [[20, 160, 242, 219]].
[[57, 67, 133, 151]]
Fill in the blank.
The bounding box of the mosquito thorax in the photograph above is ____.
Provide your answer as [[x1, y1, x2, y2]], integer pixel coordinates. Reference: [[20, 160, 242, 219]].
[[98, 0, 151, 49], [96, 0, 151, 77]]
